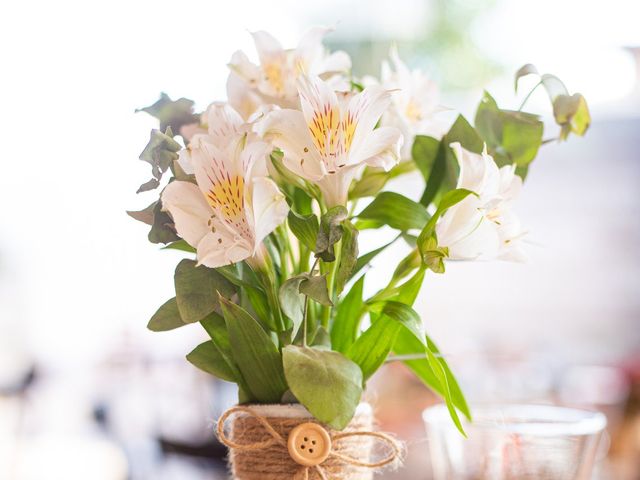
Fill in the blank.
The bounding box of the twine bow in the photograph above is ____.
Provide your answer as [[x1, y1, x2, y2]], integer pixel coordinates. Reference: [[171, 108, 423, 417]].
[[216, 406, 403, 480]]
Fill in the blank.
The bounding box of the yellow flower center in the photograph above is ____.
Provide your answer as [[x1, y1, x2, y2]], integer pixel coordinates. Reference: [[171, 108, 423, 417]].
[[206, 175, 245, 222], [405, 100, 423, 122], [264, 62, 284, 95]]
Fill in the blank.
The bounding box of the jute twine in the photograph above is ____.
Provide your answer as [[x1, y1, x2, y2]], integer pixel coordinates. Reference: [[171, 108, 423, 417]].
[[216, 405, 404, 480]]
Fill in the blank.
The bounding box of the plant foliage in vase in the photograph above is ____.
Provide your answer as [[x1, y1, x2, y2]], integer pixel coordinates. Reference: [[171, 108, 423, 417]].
[[129, 28, 590, 433]]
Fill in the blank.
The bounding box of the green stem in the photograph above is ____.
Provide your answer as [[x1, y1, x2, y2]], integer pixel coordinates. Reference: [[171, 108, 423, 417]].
[[321, 241, 341, 329], [302, 257, 320, 347]]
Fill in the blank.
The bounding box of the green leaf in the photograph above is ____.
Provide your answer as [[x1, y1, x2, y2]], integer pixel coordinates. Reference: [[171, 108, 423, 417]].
[[357, 192, 429, 231], [279, 276, 307, 335], [315, 206, 348, 261], [418, 116, 482, 207], [311, 326, 332, 349], [300, 275, 333, 306], [283, 345, 363, 430], [369, 301, 426, 347], [349, 161, 415, 200], [391, 248, 422, 283], [137, 93, 200, 137], [419, 140, 447, 207], [127, 202, 156, 225], [162, 239, 196, 253], [186, 341, 237, 382], [426, 334, 470, 421], [199, 311, 248, 390], [335, 220, 358, 295], [288, 210, 319, 251], [475, 91, 543, 167], [137, 128, 181, 193], [347, 315, 402, 380], [148, 200, 180, 244], [174, 259, 236, 323], [393, 329, 468, 436], [331, 275, 365, 353], [147, 297, 185, 331], [412, 135, 440, 182], [220, 297, 288, 403], [447, 114, 484, 154], [351, 240, 395, 280], [514, 64, 539, 93]]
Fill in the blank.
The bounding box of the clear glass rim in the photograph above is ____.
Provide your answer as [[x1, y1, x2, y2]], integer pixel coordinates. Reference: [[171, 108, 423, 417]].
[[423, 403, 607, 436]]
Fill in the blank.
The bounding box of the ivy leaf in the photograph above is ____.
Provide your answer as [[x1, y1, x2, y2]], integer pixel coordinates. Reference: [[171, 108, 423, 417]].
[[199, 311, 249, 393], [475, 91, 543, 167], [220, 297, 288, 403], [331, 275, 365, 353], [174, 259, 236, 324], [279, 276, 307, 336], [147, 297, 185, 332], [300, 275, 333, 306], [137, 93, 200, 136], [186, 341, 237, 383], [283, 345, 363, 430], [356, 192, 429, 231], [127, 201, 156, 225], [137, 128, 181, 192], [315, 206, 348, 261], [288, 210, 319, 251], [148, 200, 180, 244], [335, 220, 358, 295], [418, 116, 482, 207], [514, 64, 539, 93]]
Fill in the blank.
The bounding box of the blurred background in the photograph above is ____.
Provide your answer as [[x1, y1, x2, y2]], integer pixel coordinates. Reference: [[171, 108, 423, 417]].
[[1, 0, 639, 478]]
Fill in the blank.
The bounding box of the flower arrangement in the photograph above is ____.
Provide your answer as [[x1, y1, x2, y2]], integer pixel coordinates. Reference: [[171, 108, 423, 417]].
[[129, 28, 590, 434]]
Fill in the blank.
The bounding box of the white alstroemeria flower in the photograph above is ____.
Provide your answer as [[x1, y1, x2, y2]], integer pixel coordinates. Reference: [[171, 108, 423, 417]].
[[162, 132, 289, 268], [380, 47, 447, 159], [435, 143, 528, 262], [177, 102, 252, 175], [227, 27, 352, 117], [256, 75, 403, 207]]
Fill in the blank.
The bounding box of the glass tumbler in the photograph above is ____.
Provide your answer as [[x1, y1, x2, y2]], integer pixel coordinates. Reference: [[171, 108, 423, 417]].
[[423, 403, 606, 480]]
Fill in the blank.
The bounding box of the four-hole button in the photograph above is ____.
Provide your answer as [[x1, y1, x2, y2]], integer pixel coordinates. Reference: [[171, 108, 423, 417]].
[[287, 422, 332, 467]]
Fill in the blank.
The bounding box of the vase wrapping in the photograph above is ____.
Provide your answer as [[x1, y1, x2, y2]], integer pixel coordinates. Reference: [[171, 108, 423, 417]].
[[226, 403, 375, 480]]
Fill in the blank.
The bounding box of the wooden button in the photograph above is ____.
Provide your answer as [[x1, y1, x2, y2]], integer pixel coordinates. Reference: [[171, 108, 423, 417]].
[[287, 422, 331, 467]]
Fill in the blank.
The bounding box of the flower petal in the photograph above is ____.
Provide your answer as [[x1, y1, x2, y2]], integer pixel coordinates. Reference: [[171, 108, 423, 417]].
[[227, 70, 264, 120], [297, 75, 345, 168], [228, 50, 261, 85], [350, 126, 402, 171], [249, 176, 289, 245], [345, 85, 393, 156], [256, 108, 326, 181], [251, 30, 284, 64], [206, 102, 244, 146], [161, 181, 211, 248], [196, 231, 252, 268], [436, 196, 500, 260]]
